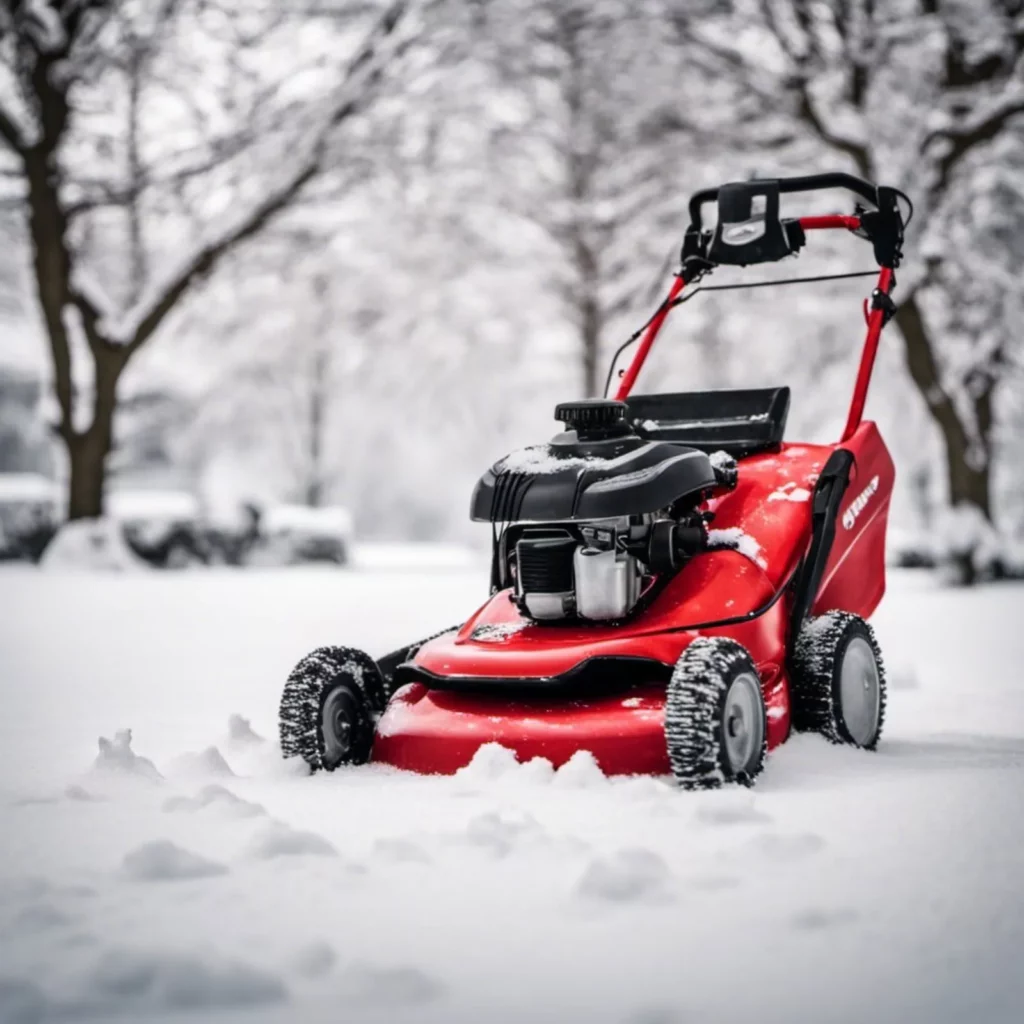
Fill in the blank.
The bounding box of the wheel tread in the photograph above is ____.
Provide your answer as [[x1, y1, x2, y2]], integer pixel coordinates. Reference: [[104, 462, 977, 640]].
[[279, 646, 385, 771], [791, 611, 887, 748], [665, 637, 767, 790]]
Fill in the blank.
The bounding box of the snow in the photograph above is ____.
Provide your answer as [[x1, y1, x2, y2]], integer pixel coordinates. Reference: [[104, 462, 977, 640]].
[[0, 564, 1023, 1023], [497, 445, 598, 475], [121, 839, 229, 882], [933, 502, 1011, 575], [706, 526, 769, 569], [38, 518, 147, 572], [708, 449, 734, 472], [21, 0, 66, 54], [0, 473, 59, 505], [469, 621, 526, 642], [106, 489, 200, 522], [261, 504, 353, 539], [767, 481, 812, 502]]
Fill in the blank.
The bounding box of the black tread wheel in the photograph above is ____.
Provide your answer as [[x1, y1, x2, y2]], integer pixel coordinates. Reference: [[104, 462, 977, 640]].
[[279, 646, 387, 772], [791, 611, 887, 748], [665, 637, 768, 790]]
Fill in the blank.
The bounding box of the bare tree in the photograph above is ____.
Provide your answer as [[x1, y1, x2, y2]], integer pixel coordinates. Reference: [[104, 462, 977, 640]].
[[0, 0, 412, 518], [467, 0, 748, 397], [675, 0, 1024, 571]]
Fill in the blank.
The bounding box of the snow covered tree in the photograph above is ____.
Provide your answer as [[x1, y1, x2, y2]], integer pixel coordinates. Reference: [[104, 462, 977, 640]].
[[0, 0, 413, 519], [463, 0, 749, 397], [677, 0, 1024, 575]]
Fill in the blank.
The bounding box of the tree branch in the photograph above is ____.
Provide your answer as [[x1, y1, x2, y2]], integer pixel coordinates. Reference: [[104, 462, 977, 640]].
[[792, 78, 872, 177], [926, 95, 1024, 198], [0, 102, 25, 156], [126, 164, 319, 353], [102, 0, 411, 357]]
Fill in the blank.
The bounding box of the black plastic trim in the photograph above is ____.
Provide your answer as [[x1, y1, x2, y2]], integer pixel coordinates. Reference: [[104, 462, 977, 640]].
[[689, 172, 880, 228], [393, 655, 673, 695], [626, 387, 790, 459], [788, 449, 854, 633]]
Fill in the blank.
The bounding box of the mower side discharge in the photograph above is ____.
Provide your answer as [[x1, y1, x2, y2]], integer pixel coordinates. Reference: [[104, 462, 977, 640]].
[[279, 171, 904, 789]]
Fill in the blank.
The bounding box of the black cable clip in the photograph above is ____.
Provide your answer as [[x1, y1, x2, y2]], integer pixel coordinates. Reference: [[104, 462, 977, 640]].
[[870, 288, 897, 326]]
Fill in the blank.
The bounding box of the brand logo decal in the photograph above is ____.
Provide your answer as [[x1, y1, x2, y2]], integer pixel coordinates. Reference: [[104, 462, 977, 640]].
[[842, 475, 880, 530]]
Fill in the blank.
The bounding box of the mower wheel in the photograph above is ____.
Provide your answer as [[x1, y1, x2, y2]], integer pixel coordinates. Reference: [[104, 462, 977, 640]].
[[279, 646, 387, 772], [791, 612, 886, 748], [665, 637, 767, 790]]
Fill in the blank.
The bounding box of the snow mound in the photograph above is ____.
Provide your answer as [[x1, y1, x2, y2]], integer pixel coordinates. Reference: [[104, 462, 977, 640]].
[[290, 942, 336, 979], [90, 730, 161, 782], [461, 811, 544, 857], [454, 742, 520, 781], [0, 976, 49, 1024], [612, 774, 674, 802], [372, 837, 433, 864], [162, 784, 265, 819], [791, 907, 858, 931], [888, 664, 921, 691], [338, 963, 444, 1006], [40, 518, 147, 572], [575, 848, 673, 904], [693, 793, 771, 827], [164, 746, 236, 780], [553, 750, 607, 788], [226, 714, 264, 747], [452, 744, 556, 788], [74, 947, 286, 1014], [517, 755, 556, 784], [121, 840, 228, 882], [11, 901, 74, 933], [64, 784, 102, 802], [748, 832, 825, 862], [247, 821, 337, 859]]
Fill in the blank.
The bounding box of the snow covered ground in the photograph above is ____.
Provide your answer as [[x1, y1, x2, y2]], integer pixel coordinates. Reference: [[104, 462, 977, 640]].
[[1, 559, 1023, 1024]]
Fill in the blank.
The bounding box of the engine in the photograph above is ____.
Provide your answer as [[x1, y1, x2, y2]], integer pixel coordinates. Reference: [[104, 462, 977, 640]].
[[471, 400, 736, 623], [513, 519, 643, 621]]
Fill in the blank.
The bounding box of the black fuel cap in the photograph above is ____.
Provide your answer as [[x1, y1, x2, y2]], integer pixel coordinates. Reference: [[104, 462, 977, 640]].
[[554, 399, 633, 441]]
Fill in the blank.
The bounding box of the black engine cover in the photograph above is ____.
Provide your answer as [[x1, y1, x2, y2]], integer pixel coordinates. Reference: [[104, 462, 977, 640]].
[[471, 433, 716, 523]]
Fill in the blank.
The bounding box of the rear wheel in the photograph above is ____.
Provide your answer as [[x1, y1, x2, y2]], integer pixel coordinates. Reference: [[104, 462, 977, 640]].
[[279, 646, 387, 771], [791, 612, 886, 748], [665, 637, 767, 790]]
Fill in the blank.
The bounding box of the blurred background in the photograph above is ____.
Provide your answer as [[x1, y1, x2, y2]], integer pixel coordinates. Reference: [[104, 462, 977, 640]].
[[0, 0, 1021, 580]]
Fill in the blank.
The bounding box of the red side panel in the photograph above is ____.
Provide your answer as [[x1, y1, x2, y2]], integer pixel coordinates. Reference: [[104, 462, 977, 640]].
[[372, 604, 792, 776], [814, 421, 894, 619], [372, 682, 676, 776]]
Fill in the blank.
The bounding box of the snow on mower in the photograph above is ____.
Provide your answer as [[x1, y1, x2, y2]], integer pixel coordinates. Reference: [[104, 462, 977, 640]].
[[280, 171, 911, 789]]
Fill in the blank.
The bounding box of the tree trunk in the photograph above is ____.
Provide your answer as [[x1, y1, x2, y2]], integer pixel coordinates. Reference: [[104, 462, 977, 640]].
[[894, 293, 992, 583], [65, 350, 123, 520], [894, 293, 992, 513]]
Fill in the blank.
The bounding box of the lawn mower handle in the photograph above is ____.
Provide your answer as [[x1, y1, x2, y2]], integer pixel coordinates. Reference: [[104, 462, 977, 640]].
[[687, 172, 880, 230]]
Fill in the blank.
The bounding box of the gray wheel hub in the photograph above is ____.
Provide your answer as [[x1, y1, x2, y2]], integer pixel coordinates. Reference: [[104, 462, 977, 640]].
[[321, 686, 358, 766], [839, 636, 881, 746], [722, 672, 763, 773]]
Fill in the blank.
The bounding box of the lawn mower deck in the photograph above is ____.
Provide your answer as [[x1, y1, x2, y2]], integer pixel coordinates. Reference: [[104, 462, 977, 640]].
[[280, 171, 906, 788]]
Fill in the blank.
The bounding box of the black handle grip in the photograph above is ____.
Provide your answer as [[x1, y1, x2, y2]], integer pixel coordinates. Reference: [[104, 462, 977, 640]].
[[688, 172, 880, 228]]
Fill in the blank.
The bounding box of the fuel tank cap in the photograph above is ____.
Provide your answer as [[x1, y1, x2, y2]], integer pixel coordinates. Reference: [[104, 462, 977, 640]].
[[554, 399, 633, 441]]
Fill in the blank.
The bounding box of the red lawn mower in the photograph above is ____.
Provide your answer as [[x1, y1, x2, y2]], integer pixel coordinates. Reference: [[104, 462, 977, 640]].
[[280, 171, 910, 789]]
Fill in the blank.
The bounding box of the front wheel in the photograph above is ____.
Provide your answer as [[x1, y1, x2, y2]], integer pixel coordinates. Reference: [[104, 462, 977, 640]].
[[279, 646, 386, 771], [665, 637, 767, 790]]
